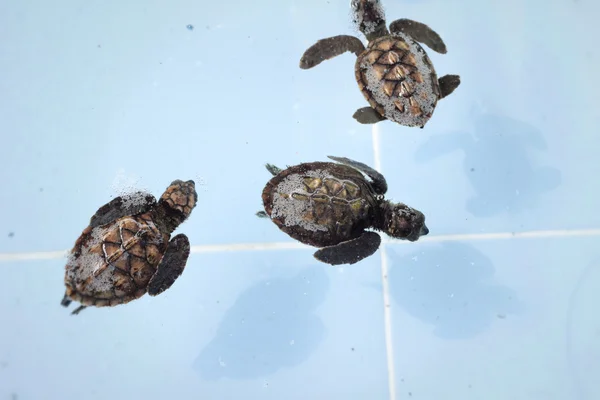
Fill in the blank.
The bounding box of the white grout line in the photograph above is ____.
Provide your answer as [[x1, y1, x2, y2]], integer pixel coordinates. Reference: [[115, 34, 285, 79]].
[[371, 123, 397, 400], [407, 228, 600, 242], [0, 243, 310, 262], [0, 250, 70, 262], [380, 244, 396, 400], [2, 228, 600, 263], [190, 242, 310, 252]]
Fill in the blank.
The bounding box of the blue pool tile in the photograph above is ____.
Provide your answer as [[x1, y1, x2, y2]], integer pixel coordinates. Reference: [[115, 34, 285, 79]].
[[375, 0, 600, 237], [0, 1, 376, 253], [385, 236, 599, 399], [376, 108, 578, 237], [0, 249, 389, 400]]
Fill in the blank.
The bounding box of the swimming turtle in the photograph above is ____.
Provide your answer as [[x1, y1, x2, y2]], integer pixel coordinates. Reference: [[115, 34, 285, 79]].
[[256, 156, 429, 265], [61, 179, 197, 315], [299, 0, 460, 128]]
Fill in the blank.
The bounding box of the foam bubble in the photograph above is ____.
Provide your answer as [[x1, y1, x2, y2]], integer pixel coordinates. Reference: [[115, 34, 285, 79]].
[[109, 169, 156, 211], [271, 169, 329, 232], [66, 226, 115, 293], [121, 191, 154, 210]]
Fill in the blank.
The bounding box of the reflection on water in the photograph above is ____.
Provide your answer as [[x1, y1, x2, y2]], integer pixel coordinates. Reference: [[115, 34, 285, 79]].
[[193, 266, 329, 380], [387, 242, 523, 339], [415, 109, 561, 217]]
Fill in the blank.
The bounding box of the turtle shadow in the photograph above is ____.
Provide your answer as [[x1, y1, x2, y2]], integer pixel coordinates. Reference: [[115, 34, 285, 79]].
[[415, 110, 561, 217], [387, 243, 524, 339], [566, 256, 600, 400], [193, 266, 329, 380]]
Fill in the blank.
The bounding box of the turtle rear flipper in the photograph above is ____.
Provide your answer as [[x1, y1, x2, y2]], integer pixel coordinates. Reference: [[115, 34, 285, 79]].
[[89, 192, 157, 228], [148, 234, 190, 296], [71, 305, 87, 315], [61, 291, 87, 315], [389, 18, 447, 54], [327, 155, 388, 195], [265, 163, 282, 176], [300, 35, 366, 69], [438, 74, 461, 99], [256, 211, 269, 218], [353, 107, 386, 125], [313, 231, 381, 265]]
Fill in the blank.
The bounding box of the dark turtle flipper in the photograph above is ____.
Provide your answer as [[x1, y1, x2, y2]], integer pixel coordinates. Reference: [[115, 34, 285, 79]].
[[71, 305, 87, 315], [89, 192, 157, 228], [389, 18, 447, 54], [313, 231, 381, 266], [327, 155, 388, 195], [438, 74, 461, 99], [353, 107, 386, 124], [300, 35, 366, 69], [60, 293, 72, 307], [265, 164, 282, 176], [61, 292, 86, 315], [148, 234, 190, 296], [256, 211, 269, 218]]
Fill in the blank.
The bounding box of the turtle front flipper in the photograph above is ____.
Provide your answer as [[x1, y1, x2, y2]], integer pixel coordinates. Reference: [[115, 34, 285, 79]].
[[327, 155, 388, 195], [300, 35, 366, 69], [389, 19, 447, 54], [89, 192, 157, 228], [313, 231, 382, 266], [147, 233, 190, 296], [353, 107, 386, 125], [438, 74, 461, 99], [265, 163, 282, 176]]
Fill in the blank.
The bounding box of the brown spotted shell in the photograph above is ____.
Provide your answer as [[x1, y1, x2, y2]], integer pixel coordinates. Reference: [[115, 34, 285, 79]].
[[63, 212, 169, 308], [355, 34, 441, 127], [262, 162, 379, 248]]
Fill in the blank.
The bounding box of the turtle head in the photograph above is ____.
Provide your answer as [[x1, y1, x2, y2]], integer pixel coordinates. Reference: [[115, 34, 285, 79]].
[[157, 179, 198, 231], [351, 0, 388, 41], [380, 202, 428, 242]]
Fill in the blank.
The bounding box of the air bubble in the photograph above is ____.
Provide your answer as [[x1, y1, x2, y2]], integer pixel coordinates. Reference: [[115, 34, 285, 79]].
[[110, 169, 151, 209]]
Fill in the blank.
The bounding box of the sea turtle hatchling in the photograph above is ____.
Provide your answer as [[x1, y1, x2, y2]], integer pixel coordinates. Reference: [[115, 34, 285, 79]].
[[60, 179, 197, 315], [299, 0, 461, 128], [256, 156, 429, 265]]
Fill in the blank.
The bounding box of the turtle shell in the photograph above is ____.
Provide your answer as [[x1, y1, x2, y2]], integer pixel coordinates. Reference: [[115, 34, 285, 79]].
[[63, 211, 169, 307], [355, 34, 441, 127], [262, 162, 379, 248]]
